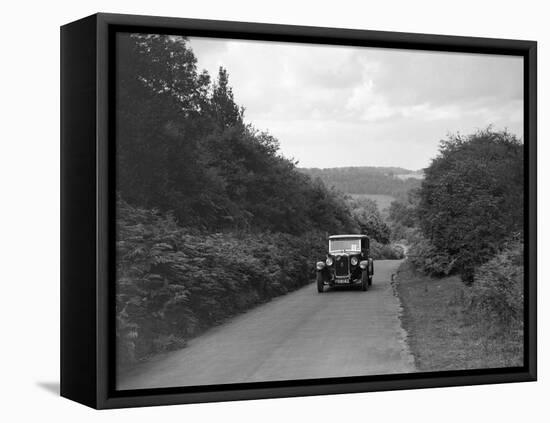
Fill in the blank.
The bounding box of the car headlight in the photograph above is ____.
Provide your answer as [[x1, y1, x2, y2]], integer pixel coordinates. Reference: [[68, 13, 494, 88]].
[[316, 261, 325, 270], [360, 260, 368, 269], [350, 256, 358, 266], [326, 257, 333, 266]]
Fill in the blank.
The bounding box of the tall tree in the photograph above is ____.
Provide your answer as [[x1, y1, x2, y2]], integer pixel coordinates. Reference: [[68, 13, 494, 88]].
[[208, 67, 245, 130]]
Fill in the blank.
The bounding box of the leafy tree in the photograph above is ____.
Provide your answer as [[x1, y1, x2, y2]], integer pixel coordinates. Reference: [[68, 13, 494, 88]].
[[417, 129, 523, 282], [349, 197, 391, 243], [388, 189, 421, 242], [208, 67, 245, 130], [115, 33, 357, 236], [116, 33, 217, 224], [388, 189, 419, 228]]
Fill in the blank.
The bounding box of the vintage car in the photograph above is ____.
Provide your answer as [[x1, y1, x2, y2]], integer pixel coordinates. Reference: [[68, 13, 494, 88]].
[[316, 234, 374, 293]]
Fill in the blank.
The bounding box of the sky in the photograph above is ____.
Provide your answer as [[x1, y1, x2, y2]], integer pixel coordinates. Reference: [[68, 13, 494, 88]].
[[187, 37, 523, 170]]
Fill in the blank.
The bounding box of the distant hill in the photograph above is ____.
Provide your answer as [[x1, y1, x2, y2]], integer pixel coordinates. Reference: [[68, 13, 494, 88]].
[[299, 166, 422, 202]]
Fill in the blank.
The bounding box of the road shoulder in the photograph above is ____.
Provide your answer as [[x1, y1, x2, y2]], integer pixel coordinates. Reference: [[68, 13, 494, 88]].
[[395, 261, 523, 371]]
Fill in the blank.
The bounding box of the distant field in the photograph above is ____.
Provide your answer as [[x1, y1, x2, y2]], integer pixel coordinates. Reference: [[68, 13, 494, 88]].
[[350, 194, 396, 212], [395, 172, 424, 180], [299, 166, 421, 198]]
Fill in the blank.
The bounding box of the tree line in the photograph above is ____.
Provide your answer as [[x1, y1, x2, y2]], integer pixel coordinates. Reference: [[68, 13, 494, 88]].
[[300, 166, 422, 201], [116, 33, 358, 236]]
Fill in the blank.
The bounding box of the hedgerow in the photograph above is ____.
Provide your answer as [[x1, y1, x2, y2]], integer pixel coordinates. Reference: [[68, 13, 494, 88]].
[[116, 199, 326, 366], [462, 240, 524, 335], [407, 235, 455, 276]]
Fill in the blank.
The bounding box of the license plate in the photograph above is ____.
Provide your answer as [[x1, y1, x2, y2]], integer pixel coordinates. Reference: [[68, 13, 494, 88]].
[[335, 278, 349, 284]]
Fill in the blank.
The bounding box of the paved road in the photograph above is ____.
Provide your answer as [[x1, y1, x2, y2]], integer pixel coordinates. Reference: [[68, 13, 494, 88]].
[[118, 260, 416, 390]]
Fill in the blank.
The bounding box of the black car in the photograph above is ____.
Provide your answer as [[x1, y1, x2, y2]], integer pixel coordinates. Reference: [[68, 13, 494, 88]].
[[316, 234, 374, 293]]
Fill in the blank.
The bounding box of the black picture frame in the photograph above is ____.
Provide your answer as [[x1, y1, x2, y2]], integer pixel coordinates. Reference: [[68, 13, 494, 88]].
[[60, 12, 537, 409]]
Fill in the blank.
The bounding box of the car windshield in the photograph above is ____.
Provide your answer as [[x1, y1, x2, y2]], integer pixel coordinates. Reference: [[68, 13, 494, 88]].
[[329, 238, 361, 253]]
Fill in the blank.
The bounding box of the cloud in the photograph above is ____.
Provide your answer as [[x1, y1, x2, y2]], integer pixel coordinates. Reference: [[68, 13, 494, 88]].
[[368, 49, 523, 108], [186, 36, 523, 169]]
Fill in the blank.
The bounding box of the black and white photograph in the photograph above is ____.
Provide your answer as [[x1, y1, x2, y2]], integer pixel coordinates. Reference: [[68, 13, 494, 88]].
[[4, 0, 548, 418], [114, 31, 526, 391]]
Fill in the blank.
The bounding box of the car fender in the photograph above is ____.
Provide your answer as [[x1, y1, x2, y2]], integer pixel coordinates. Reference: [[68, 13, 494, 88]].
[[368, 258, 374, 275]]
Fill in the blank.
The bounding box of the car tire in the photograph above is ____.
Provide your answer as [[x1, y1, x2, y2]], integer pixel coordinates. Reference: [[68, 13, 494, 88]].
[[361, 272, 369, 291], [317, 280, 325, 293], [316, 273, 325, 293]]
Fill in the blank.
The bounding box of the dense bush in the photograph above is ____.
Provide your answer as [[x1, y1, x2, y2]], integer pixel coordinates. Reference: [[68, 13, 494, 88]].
[[390, 223, 414, 244], [407, 235, 455, 276], [116, 199, 327, 365], [462, 241, 524, 334], [417, 129, 523, 282], [370, 241, 405, 260]]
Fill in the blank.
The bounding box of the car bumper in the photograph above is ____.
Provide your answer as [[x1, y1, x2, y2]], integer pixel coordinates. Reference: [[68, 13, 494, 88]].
[[325, 278, 361, 286]]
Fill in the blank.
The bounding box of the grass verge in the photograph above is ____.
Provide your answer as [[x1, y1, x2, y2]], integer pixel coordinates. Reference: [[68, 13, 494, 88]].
[[396, 261, 523, 371]]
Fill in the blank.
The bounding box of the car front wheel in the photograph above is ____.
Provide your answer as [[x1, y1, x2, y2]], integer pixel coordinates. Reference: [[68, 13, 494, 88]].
[[316, 272, 325, 293], [361, 271, 369, 291]]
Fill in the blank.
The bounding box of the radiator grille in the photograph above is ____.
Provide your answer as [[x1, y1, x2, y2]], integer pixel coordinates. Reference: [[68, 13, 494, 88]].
[[334, 255, 349, 277]]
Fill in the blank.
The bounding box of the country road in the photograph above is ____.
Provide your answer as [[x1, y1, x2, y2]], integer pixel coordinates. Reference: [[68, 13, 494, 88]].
[[118, 259, 416, 390]]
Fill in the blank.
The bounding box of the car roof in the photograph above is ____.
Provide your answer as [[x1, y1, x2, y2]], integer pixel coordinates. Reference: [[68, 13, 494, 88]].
[[328, 234, 369, 239]]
